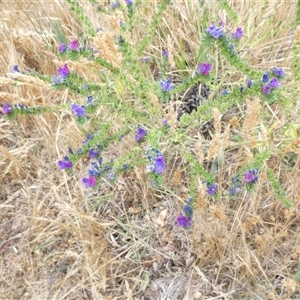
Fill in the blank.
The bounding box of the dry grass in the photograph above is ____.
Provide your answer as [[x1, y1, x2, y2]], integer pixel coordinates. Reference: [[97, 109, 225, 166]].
[[0, 1, 300, 299]]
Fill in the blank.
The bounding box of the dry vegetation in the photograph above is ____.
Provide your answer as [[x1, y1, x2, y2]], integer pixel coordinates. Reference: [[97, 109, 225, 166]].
[[0, 1, 300, 299]]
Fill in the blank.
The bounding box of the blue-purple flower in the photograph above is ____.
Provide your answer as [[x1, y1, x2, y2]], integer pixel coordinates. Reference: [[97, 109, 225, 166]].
[[57, 64, 70, 78], [230, 187, 235, 195], [232, 27, 243, 39], [52, 75, 65, 84], [206, 183, 218, 196], [177, 214, 192, 228], [153, 156, 166, 174], [68, 39, 79, 51], [88, 161, 102, 177], [198, 62, 212, 76], [2, 103, 12, 115], [246, 78, 253, 88], [58, 43, 67, 53], [244, 170, 258, 183], [267, 77, 281, 89], [159, 78, 173, 92], [262, 85, 271, 94], [261, 71, 269, 83], [162, 49, 169, 59], [262, 72, 281, 94], [135, 125, 147, 142], [206, 22, 224, 39], [71, 103, 87, 117], [82, 134, 91, 144], [221, 89, 230, 95], [108, 172, 115, 180], [229, 177, 241, 195], [146, 149, 166, 175], [125, 0, 133, 6], [140, 56, 151, 63], [89, 149, 100, 159], [272, 67, 285, 77], [82, 176, 97, 187], [183, 198, 194, 217], [58, 158, 73, 170], [110, 1, 120, 9], [87, 96, 93, 103], [12, 65, 20, 73]]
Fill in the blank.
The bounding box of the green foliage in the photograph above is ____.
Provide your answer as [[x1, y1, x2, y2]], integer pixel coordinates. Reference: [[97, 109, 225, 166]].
[[137, 0, 170, 56], [65, 0, 96, 37], [266, 168, 293, 208], [294, 260, 300, 282], [296, 0, 300, 24], [184, 151, 215, 199], [53, 21, 67, 45], [219, 0, 238, 23], [4, 0, 293, 222]]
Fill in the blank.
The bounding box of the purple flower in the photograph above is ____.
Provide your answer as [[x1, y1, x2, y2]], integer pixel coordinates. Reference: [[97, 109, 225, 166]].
[[153, 155, 165, 174], [159, 78, 173, 92], [2, 103, 12, 115], [89, 163, 102, 176], [272, 67, 285, 77], [261, 71, 269, 83], [125, 0, 133, 5], [58, 159, 73, 170], [246, 78, 253, 88], [135, 125, 147, 142], [87, 96, 93, 103], [232, 27, 243, 39], [82, 176, 97, 187], [267, 77, 281, 89], [229, 186, 241, 195], [221, 90, 230, 95], [177, 214, 192, 228], [198, 62, 212, 76], [219, 20, 225, 26], [16, 104, 26, 110], [71, 103, 86, 117], [89, 149, 100, 159], [206, 183, 218, 196], [162, 49, 169, 59], [13, 65, 20, 73], [244, 170, 258, 183], [262, 85, 271, 94], [52, 75, 65, 84], [108, 172, 115, 180], [140, 56, 151, 63], [57, 64, 70, 78], [110, 1, 120, 9], [58, 43, 66, 53], [68, 39, 79, 51], [229, 187, 236, 195], [183, 204, 193, 217], [146, 165, 154, 172], [82, 134, 91, 144], [206, 22, 224, 39], [151, 180, 157, 187]]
